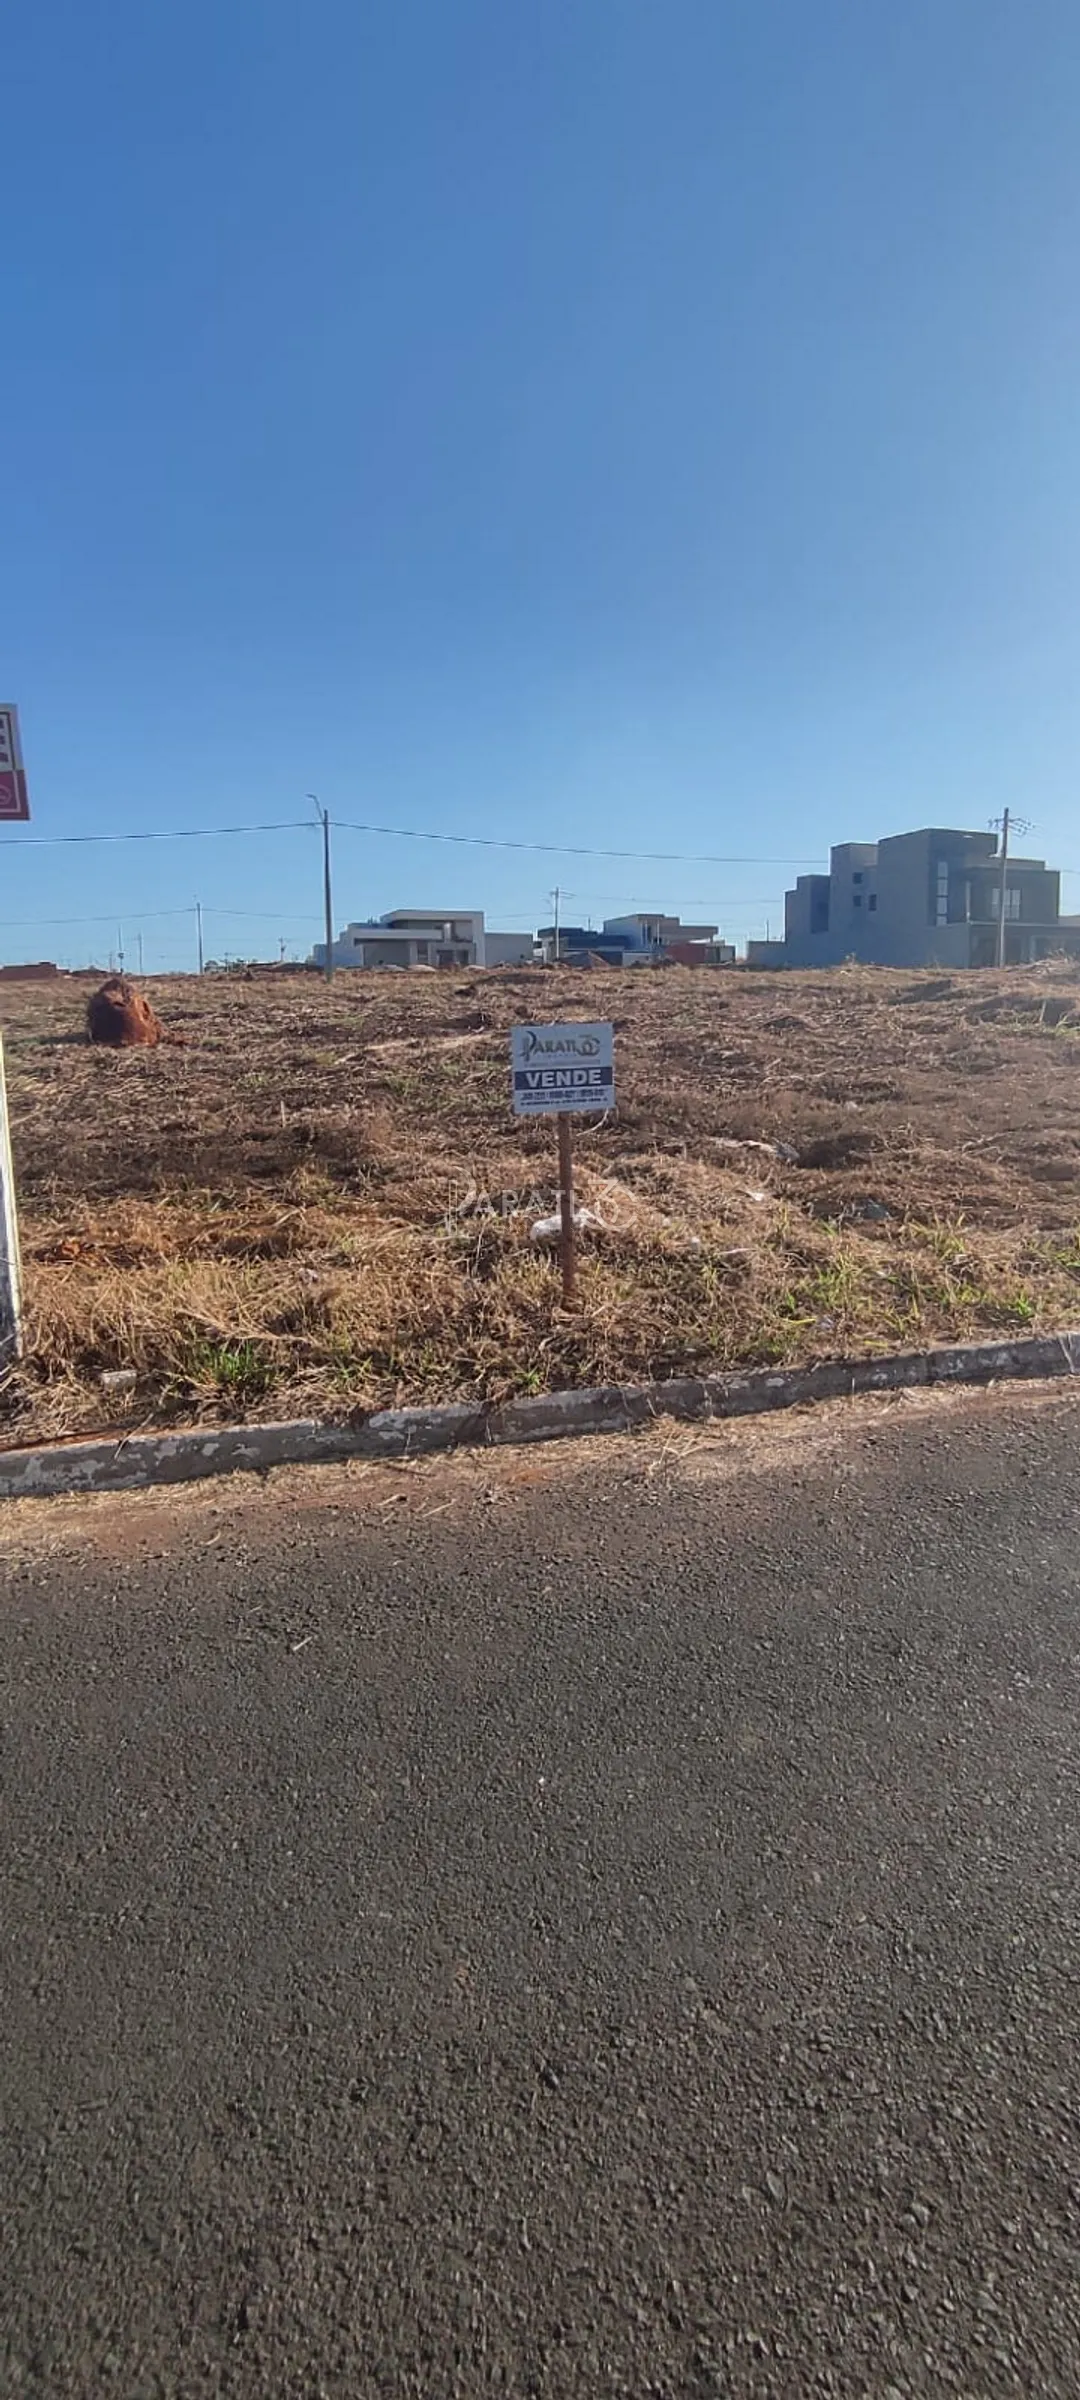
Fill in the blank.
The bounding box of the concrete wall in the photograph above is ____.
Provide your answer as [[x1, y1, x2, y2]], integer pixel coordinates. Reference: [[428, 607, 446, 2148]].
[[1014, 866, 1059, 923], [372, 938, 413, 965], [315, 932, 473, 969], [785, 876, 831, 944], [483, 931, 534, 966], [862, 829, 933, 966], [824, 843, 880, 959], [603, 915, 656, 949], [666, 940, 736, 966], [964, 863, 1059, 933]]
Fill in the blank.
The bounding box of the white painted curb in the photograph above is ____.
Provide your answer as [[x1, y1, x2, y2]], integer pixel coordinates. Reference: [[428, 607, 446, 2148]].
[[1, 1331, 1078, 1502]]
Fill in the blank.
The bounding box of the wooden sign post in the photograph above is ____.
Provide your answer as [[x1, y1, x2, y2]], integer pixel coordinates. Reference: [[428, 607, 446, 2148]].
[[510, 1021, 615, 1307], [556, 1110, 576, 1304]]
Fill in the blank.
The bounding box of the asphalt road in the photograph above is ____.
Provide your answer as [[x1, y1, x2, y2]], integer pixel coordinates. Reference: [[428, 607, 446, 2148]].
[[2, 1388, 1080, 2398]]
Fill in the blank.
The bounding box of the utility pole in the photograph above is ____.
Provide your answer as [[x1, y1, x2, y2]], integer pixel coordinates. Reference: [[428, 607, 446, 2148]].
[[997, 807, 1010, 970], [990, 811, 1031, 968], [552, 886, 560, 963], [137, 931, 144, 976], [117, 925, 125, 975], [310, 795, 334, 982], [195, 900, 204, 976]]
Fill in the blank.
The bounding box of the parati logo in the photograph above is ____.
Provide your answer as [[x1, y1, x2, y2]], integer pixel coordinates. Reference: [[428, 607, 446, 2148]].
[[522, 1029, 601, 1060]]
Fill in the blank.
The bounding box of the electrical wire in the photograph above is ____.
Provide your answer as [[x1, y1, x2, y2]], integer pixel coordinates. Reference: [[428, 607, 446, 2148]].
[[0, 820, 310, 849], [331, 818, 823, 867], [0, 815, 823, 867], [0, 905, 198, 929], [201, 906, 321, 923], [2, 810, 1077, 875], [0, 906, 319, 932]]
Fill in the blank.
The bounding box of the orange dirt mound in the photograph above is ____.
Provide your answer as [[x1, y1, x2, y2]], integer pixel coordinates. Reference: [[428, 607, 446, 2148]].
[[86, 977, 164, 1049]]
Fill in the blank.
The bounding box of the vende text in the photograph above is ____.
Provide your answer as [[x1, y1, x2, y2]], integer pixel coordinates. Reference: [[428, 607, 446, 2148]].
[[514, 1067, 613, 1090]]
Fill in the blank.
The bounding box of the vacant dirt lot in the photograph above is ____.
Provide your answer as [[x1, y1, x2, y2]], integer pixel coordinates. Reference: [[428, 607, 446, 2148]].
[[2, 960, 1080, 1441]]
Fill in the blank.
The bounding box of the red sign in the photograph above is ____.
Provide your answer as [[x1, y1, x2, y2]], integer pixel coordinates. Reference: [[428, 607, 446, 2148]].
[[0, 708, 29, 821]]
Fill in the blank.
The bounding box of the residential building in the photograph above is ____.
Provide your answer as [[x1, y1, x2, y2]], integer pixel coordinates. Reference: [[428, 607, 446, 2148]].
[[311, 909, 531, 971], [535, 912, 727, 966], [776, 829, 1080, 969], [535, 924, 629, 966], [602, 912, 720, 956]]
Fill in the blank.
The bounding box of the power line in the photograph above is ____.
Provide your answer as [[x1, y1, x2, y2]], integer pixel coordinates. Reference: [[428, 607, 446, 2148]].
[[0, 810, 823, 867], [331, 819, 823, 867], [0, 905, 197, 930], [527, 891, 787, 912], [0, 904, 319, 931], [2, 806, 1077, 874], [201, 906, 320, 923], [0, 820, 310, 850]]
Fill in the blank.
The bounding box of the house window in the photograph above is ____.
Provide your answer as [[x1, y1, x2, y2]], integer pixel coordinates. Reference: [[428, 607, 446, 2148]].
[[1005, 886, 1021, 921], [853, 871, 863, 886], [935, 860, 950, 925], [853, 893, 862, 907], [414, 941, 429, 962], [868, 894, 878, 913]]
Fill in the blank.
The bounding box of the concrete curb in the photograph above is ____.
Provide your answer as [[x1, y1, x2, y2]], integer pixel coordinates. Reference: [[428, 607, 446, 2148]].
[[1, 1330, 1078, 1502]]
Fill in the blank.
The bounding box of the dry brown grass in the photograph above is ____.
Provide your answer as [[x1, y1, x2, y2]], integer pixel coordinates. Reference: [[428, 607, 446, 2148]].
[[3, 958, 1080, 1442]]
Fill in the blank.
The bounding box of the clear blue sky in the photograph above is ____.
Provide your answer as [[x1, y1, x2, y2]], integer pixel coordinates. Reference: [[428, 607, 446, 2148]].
[[3, 0, 1080, 965]]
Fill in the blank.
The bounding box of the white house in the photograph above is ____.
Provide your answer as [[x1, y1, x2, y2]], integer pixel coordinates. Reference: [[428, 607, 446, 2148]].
[[311, 908, 532, 971], [601, 912, 720, 954]]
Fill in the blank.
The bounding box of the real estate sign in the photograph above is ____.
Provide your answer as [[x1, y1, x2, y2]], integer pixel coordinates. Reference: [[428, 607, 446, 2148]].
[[511, 1021, 615, 1117], [0, 707, 29, 822]]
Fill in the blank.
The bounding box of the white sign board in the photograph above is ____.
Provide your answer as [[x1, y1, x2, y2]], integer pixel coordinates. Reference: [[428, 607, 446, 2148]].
[[511, 1021, 615, 1117], [0, 705, 29, 822]]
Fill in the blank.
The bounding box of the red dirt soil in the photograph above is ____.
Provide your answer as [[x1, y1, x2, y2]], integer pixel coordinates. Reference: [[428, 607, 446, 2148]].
[[85, 977, 164, 1049]]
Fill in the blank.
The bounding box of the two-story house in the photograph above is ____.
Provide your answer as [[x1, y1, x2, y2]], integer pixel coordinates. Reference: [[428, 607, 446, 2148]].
[[312, 909, 532, 970], [776, 829, 1078, 969]]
